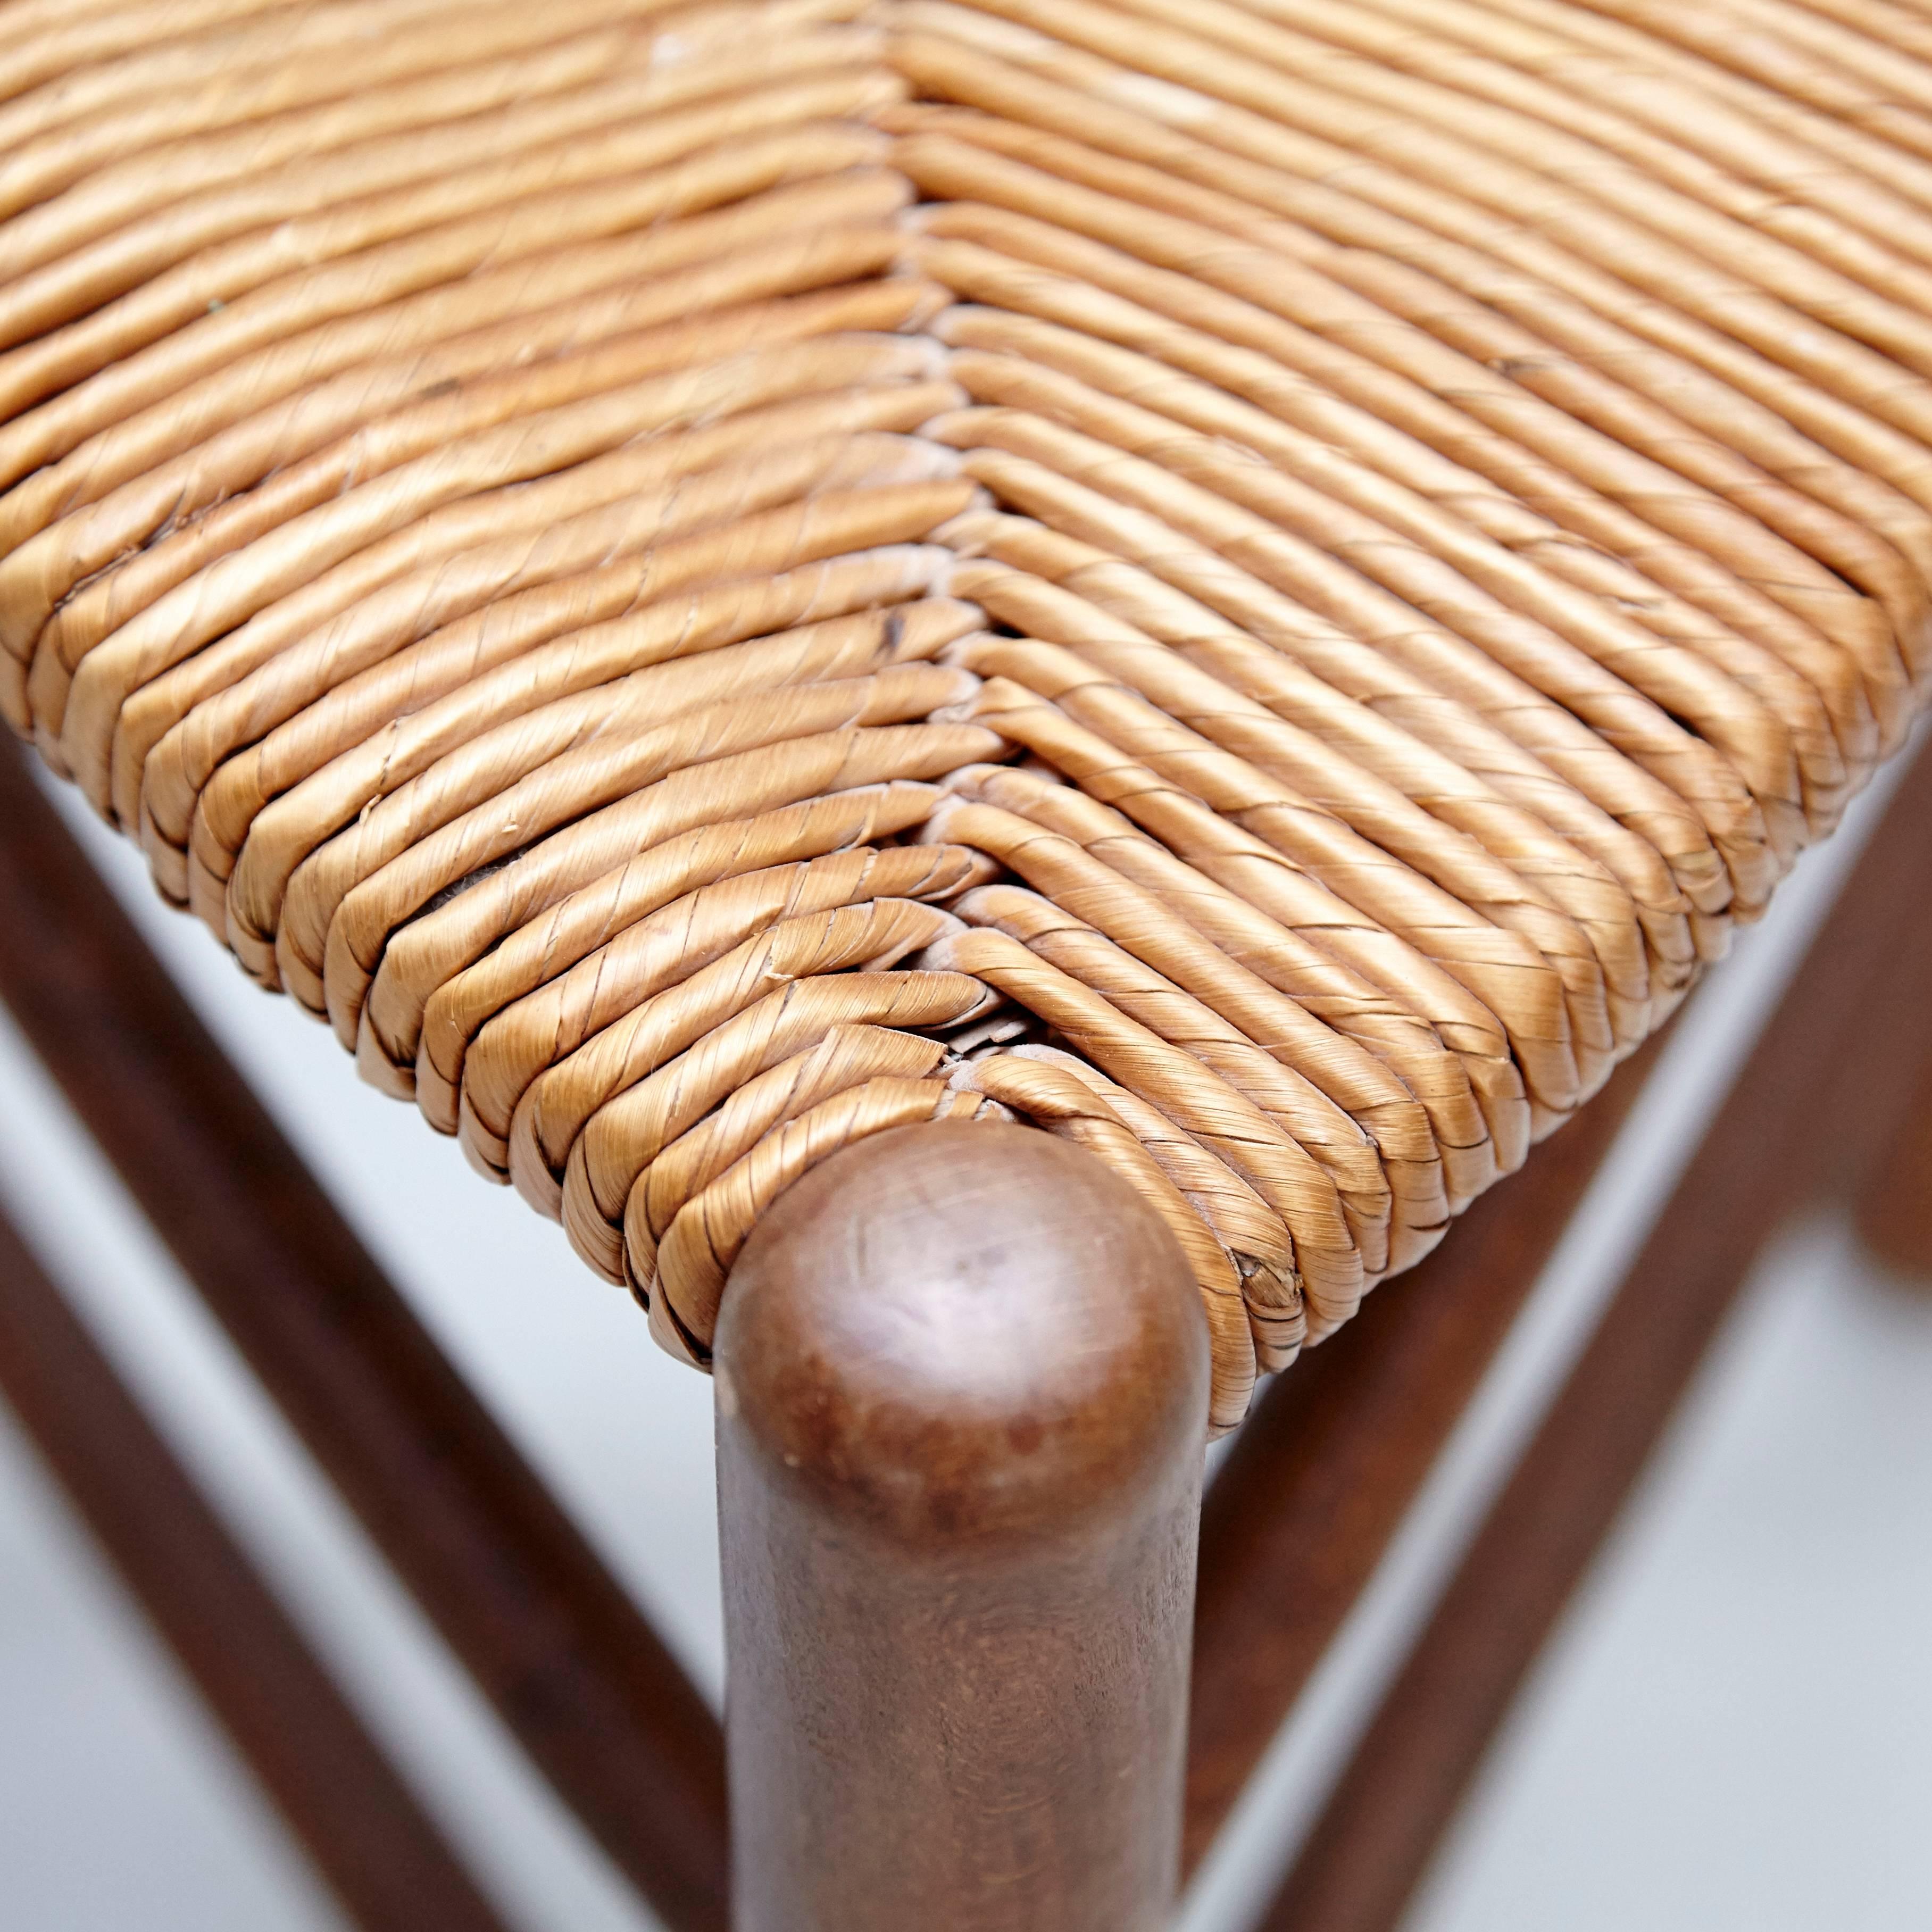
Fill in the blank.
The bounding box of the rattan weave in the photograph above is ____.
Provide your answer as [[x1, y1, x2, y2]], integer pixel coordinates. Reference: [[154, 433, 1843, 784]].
[[6, 0, 1928, 1431]]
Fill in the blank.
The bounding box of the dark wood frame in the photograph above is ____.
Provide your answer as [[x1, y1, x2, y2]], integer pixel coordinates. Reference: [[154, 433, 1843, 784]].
[[4, 727, 1929, 1932]]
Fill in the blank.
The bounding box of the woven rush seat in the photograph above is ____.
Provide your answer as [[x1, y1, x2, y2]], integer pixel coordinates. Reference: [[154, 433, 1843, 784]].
[[5, 0, 1930, 1437]]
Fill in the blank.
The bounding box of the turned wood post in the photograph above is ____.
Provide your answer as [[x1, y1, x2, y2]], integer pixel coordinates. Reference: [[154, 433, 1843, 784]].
[[1856, 1055, 1932, 1281], [713, 1119, 1210, 1932]]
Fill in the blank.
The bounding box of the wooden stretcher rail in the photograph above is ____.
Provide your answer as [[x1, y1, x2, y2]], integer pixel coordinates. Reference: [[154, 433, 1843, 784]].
[[0, 1201, 510, 1932], [715, 1120, 1209, 1932], [1859, 1069, 1932, 1281], [1184, 1012, 1670, 1871], [1842, 780, 1932, 1284], [0, 740, 730, 1932], [1255, 732, 1932, 1932]]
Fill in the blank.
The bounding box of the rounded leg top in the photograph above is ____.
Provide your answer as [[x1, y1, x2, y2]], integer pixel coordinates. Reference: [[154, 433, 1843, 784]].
[[716, 1118, 1210, 1547], [715, 1119, 1210, 1932]]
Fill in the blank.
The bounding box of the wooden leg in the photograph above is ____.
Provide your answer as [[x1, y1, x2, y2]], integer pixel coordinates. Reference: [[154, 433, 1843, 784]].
[[1830, 756, 1932, 1284], [713, 1120, 1209, 1932], [0, 1206, 509, 1932], [1855, 1058, 1932, 1281]]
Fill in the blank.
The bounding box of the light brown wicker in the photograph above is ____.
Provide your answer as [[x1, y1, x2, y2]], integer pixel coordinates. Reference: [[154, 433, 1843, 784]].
[[6, 0, 1929, 1434]]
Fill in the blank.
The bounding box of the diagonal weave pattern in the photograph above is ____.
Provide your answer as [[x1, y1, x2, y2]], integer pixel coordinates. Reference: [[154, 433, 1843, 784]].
[[5, 0, 1929, 1431]]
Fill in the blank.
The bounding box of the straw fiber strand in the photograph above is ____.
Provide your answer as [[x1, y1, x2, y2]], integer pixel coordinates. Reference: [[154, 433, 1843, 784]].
[[6, 0, 1930, 1433]]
